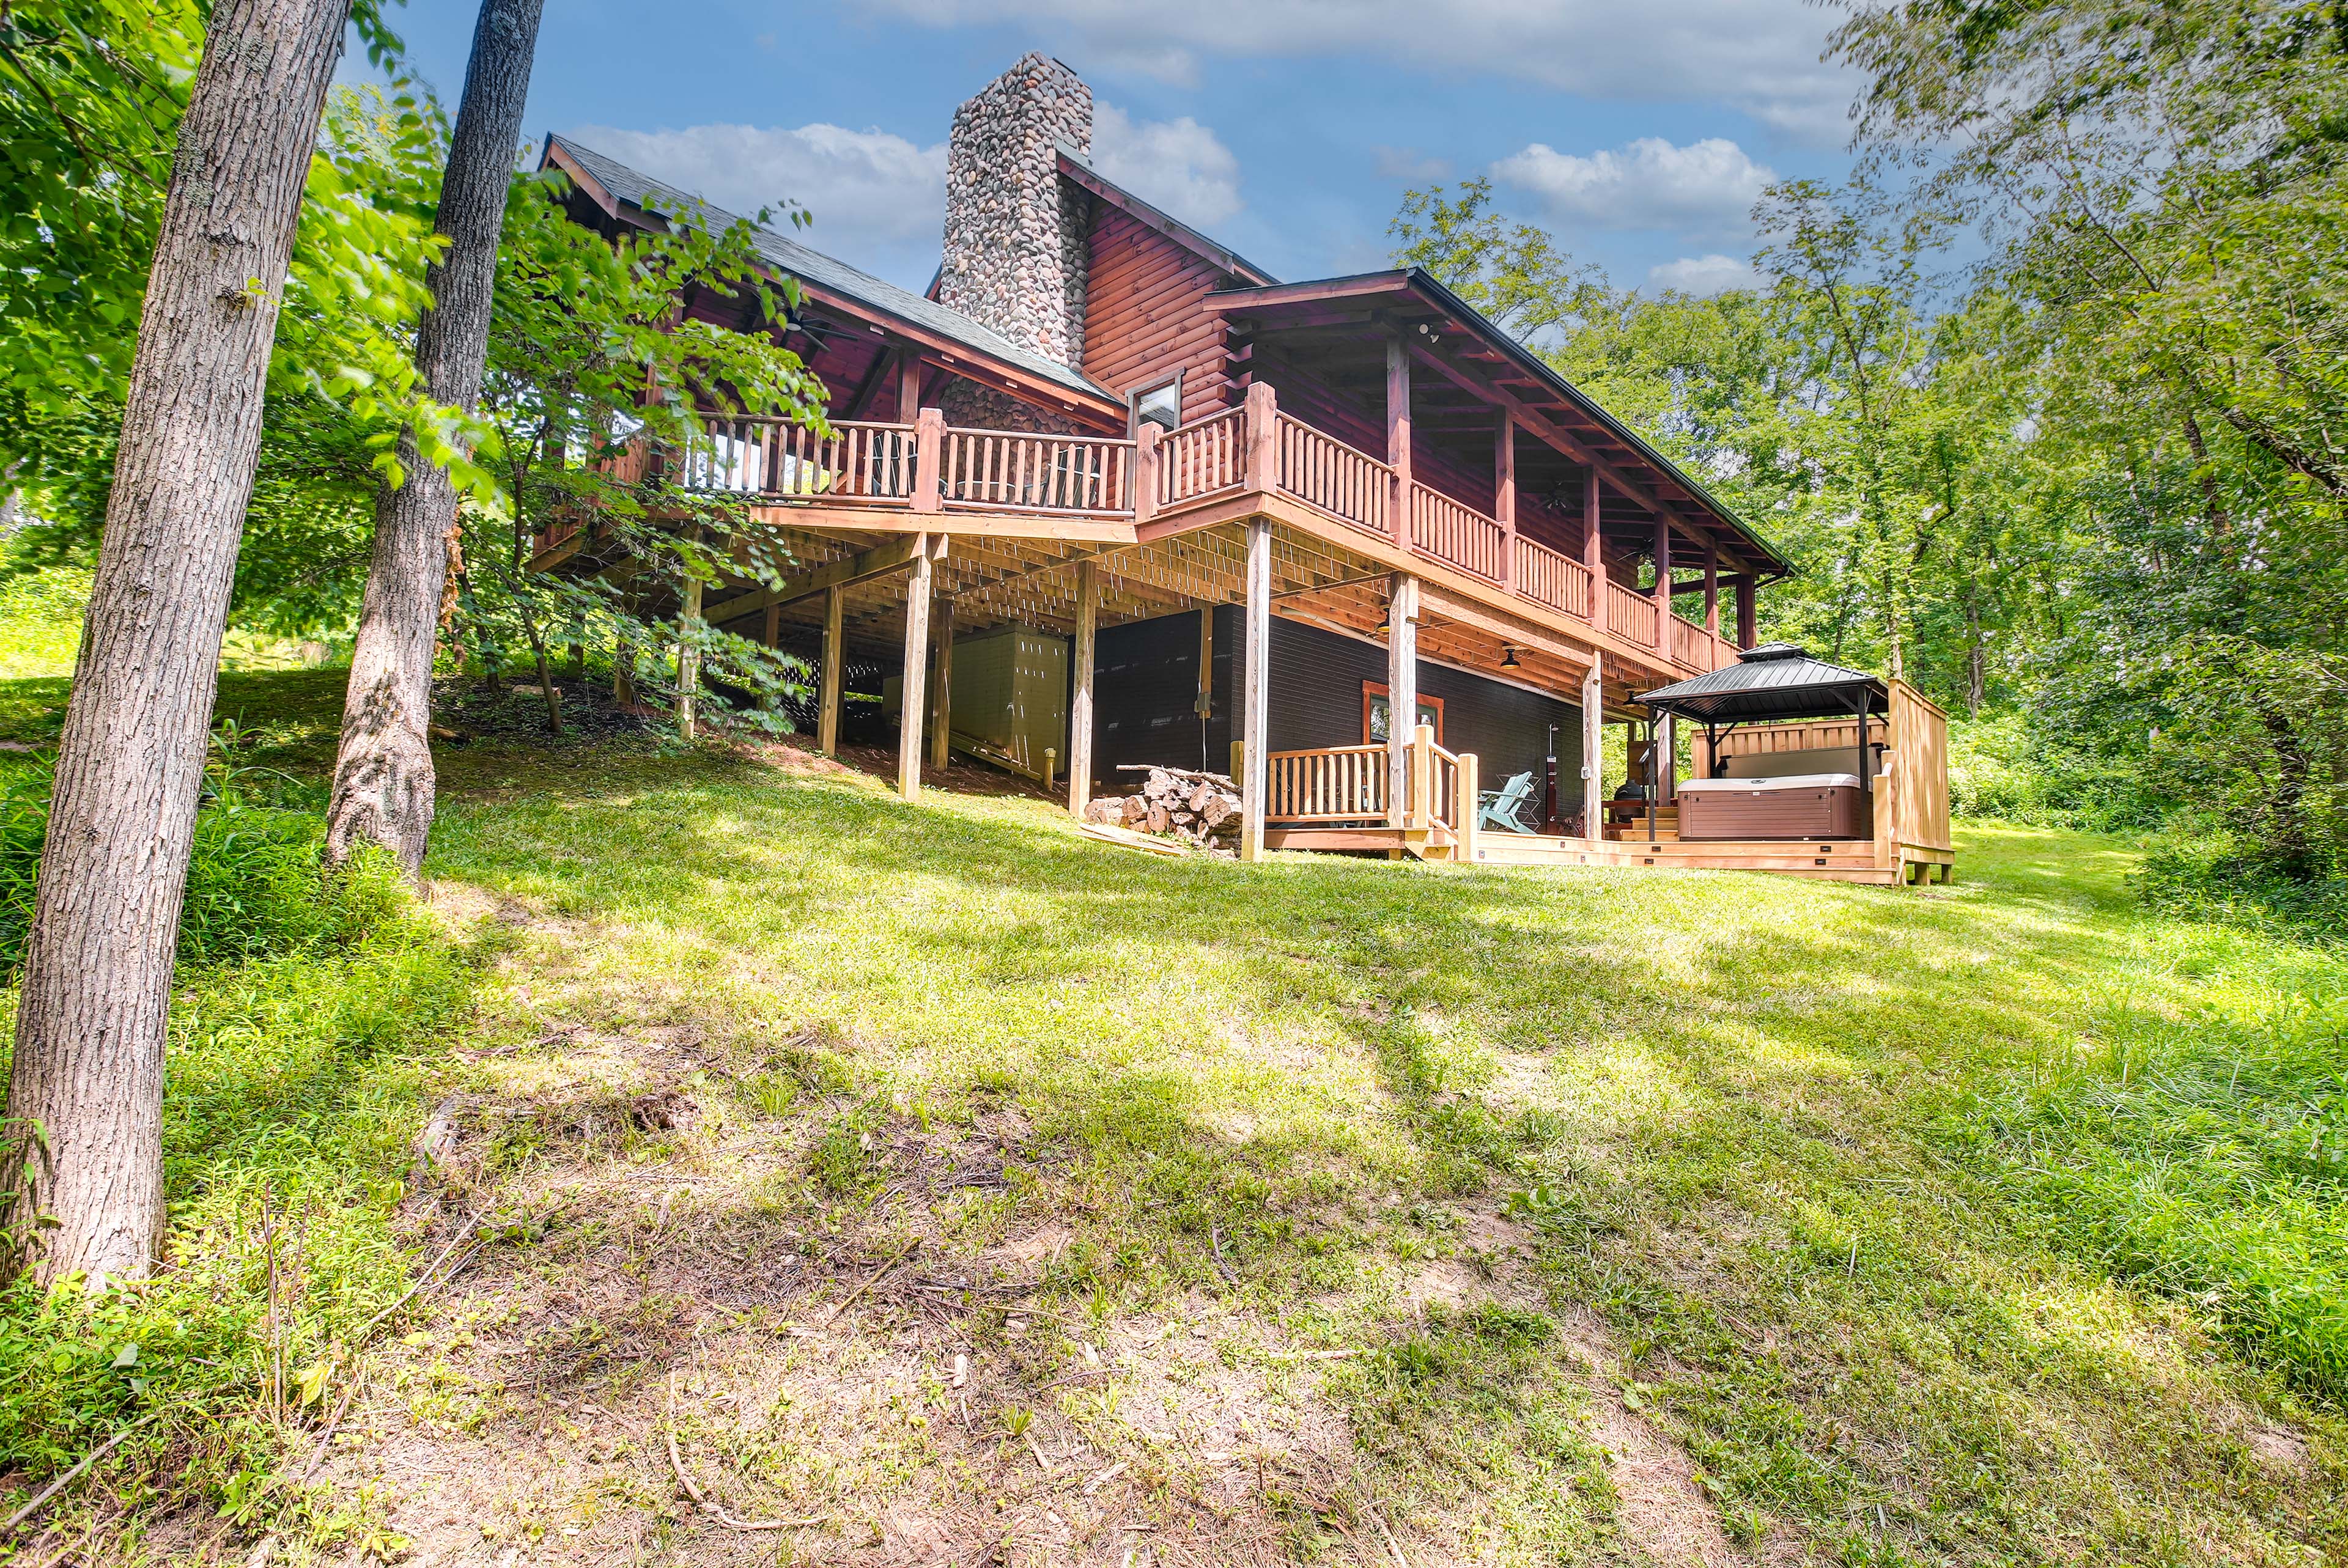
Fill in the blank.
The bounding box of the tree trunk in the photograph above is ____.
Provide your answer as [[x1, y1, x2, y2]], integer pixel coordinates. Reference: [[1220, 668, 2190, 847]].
[[325, 0, 547, 874], [3, 0, 352, 1289]]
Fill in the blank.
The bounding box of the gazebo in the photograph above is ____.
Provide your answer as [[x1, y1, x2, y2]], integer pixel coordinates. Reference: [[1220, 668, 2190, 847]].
[[1636, 644, 1955, 883]]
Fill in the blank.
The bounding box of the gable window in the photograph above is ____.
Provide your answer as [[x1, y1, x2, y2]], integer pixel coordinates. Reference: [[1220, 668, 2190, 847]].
[[1130, 374, 1183, 434], [1362, 682, 1442, 745]]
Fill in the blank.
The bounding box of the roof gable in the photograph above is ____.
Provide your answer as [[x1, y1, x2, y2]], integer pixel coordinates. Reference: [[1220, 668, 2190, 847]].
[[541, 134, 1121, 416]]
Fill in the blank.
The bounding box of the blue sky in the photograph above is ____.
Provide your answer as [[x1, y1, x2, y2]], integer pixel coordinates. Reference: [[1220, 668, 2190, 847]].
[[369, 0, 1861, 296]]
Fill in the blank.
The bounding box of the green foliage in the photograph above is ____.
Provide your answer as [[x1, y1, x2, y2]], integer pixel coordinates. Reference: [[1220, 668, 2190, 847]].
[[0, 739, 390, 980], [0, 555, 89, 679], [1949, 982, 2348, 1397]]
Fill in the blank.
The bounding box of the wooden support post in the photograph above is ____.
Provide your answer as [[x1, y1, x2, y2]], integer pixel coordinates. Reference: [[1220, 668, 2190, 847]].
[[1241, 381, 1278, 493], [1735, 574, 1756, 649], [1386, 330, 1412, 548], [1582, 469, 1603, 625], [1386, 572, 1419, 828], [1652, 510, 1672, 625], [676, 528, 704, 740], [896, 352, 921, 422], [614, 626, 635, 708], [1455, 751, 1479, 866], [913, 406, 945, 513], [1069, 558, 1098, 819], [1135, 422, 1161, 526], [1239, 519, 1271, 862], [899, 534, 931, 799], [818, 584, 843, 757], [1581, 657, 1603, 838], [1703, 541, 1721, 645], [1494, 412, 1516, 589], [928, 595, 954, 771]]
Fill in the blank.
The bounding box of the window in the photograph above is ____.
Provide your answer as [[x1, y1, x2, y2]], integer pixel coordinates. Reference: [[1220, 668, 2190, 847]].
[[1362, 682, 1443, 745], [1131, 374, 1183, 433]]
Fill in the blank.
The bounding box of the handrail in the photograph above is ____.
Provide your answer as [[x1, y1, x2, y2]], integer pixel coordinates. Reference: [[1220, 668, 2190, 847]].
[[1275, 412, 1391, 538], [1606, 580, 1659, 649], [942, 427, 1135, 516], [1409, 484, 1507, 582], [1513, 536, 1592, 618], [1157, 407, 1245, 507], [1264, 743, 1386, 823], [678, 416, 920, 504]]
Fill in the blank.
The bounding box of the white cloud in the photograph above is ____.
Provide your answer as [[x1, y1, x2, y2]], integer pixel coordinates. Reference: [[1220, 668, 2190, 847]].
[[1645, 253, 1761, 295], [1492, 137, 1774, 239], [566, 120, 948, 279], [1091, 103, 1242, 228], [858, 0, 1856, 142]]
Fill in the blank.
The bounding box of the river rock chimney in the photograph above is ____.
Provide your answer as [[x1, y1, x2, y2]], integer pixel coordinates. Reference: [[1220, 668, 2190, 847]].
[[938, 54, 1093, 371]]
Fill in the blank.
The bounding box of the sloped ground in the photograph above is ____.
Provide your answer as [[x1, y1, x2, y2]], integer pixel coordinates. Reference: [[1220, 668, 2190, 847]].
[[9, 672, 2343, 1566]]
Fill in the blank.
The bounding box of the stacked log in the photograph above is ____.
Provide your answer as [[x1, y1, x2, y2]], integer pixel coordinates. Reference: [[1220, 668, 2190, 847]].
[[1081, 765, 1241, 847]]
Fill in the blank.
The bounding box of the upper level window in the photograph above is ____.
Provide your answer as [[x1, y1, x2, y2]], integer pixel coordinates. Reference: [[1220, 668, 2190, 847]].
[[1131, 375, 1182, 433]]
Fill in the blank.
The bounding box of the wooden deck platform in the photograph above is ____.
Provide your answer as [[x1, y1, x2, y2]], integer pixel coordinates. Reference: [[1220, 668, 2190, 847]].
[[1263, 820, 1952, 885]]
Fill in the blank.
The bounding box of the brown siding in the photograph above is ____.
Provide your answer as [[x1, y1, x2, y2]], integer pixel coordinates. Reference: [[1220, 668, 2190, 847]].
[[1080, 208, 1232, 424]]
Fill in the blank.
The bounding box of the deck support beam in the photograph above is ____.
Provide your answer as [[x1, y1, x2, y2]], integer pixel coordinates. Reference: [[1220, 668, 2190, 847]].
[[1386, 331, 1412, 549], [1735, 574, 1756, 650], [818, 584, 843, 756], [1704, 541, 1720, 643], [1582, 469, 1603, 625], [1069, 558, 1098, 819], [1652, 511, 1672, 627], [1386, 572, 1420, 829], [898, 534, 932, 800], [928, 596, 954, 771], [1494, 413, 1516, 589], [1239, 518, 1271, 862], [1581, 656, 1603, 836]]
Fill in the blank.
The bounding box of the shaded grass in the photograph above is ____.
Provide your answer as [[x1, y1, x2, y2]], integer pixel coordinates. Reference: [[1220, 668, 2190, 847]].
[[405, 718, 2346, 1564], [1, 665, 2342, 1564]]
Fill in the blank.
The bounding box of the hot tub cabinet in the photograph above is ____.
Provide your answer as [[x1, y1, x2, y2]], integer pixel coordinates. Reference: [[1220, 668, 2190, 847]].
[[1677, 775, 1864, 841]]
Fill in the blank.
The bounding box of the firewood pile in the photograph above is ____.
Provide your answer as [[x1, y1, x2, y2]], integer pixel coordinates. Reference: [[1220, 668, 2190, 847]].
[[1081, 764, 1241, 846]]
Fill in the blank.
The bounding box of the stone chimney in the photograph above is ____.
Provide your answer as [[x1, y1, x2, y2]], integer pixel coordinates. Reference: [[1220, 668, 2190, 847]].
[[938, 54, 1093, 371]]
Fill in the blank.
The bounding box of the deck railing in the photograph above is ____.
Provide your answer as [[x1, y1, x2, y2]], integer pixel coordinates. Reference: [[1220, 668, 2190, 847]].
[[1264, 743, 1386, 823], [941, 427, 1133, 516], [1157, 407, 1245, 508], [680, 416, 917, 504], [1263, 726, 1468, 842], [1513, 535, 1592, 617], [1411, 484, 1507, 583], [590, 389, 1744, 677], [1607, 580, 1661, 649], [1275, 412, 1391, 539]]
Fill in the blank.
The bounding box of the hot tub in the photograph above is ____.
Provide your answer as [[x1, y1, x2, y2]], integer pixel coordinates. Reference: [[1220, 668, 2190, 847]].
[[1676, 773, 1866, 841]]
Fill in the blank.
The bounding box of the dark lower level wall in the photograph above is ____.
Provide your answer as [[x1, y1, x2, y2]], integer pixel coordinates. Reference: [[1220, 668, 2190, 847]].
[[1091, 607, 1583, 808]]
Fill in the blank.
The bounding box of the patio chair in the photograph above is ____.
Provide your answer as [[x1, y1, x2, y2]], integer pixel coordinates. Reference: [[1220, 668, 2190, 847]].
[[1477, 770, 1540, 834]]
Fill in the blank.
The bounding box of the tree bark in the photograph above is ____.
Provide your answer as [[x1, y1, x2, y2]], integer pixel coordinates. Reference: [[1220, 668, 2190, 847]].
[[3, 0, 352, 1289], [326, 0, 547, 873]]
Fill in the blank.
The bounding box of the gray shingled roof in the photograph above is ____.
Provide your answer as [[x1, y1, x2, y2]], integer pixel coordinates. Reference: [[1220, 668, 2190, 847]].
[[1637, 643, 1888, 722], [543, 134, 1115, 405]]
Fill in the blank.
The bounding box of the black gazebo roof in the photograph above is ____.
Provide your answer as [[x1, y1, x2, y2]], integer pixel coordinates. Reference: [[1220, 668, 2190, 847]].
[[1636, 643, 1890, 725]]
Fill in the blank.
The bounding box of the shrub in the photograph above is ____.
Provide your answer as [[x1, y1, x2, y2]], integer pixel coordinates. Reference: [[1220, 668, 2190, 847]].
[[1946, 712, 2163, 831], [2139, 831, 2348, 943], [0, 754, 388, 979]]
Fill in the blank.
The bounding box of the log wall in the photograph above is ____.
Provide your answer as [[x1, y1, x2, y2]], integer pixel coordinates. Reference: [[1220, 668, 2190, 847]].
[[1080, 207, 1233, 424]]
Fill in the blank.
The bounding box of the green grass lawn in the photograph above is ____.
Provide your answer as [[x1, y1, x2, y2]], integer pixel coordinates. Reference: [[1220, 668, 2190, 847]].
[[2, 665, 2342, 1567]]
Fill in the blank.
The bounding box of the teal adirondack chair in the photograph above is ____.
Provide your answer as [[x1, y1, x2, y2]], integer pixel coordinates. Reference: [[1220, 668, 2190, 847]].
[[1477, 770, 1539, 833]]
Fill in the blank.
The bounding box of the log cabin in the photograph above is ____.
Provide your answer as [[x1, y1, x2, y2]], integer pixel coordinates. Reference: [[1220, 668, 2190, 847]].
[[527, 54, 1954, 885]]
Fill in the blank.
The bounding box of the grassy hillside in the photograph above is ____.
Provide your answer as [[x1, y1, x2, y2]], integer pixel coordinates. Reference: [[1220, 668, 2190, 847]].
[[0, 666, 2341, 1567]]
